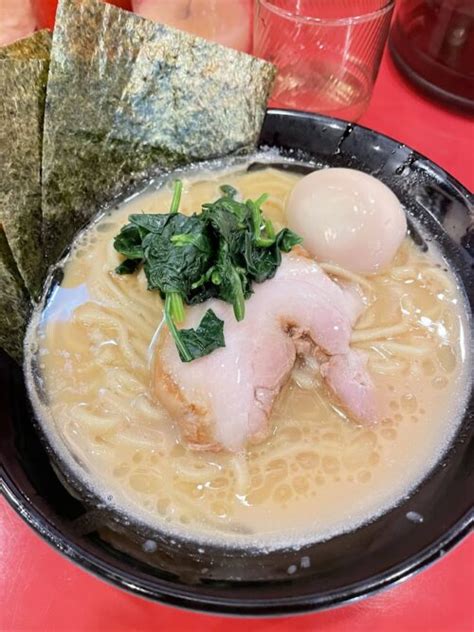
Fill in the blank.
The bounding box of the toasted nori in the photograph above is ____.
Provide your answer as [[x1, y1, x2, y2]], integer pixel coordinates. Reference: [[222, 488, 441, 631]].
[[0, 29, 51, 61], [42, 0, 276, 264], [0, 229, 31, 363], [0, 31, 51, 300]]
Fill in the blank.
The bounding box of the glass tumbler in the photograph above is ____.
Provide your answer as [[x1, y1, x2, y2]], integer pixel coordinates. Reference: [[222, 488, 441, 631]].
[[254, 0, 395, 120]]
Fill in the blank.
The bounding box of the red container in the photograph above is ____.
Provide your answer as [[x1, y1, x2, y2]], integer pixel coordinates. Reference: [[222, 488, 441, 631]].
[[32, 0, 133, 29], [389, 0, 474, 111]]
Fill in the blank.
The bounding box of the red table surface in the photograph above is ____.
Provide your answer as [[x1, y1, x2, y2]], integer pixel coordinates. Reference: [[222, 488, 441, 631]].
[[1, 50, 473, 632]]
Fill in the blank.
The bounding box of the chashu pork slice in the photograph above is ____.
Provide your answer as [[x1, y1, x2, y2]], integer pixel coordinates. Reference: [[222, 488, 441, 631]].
[[154, 251, 378, 452]]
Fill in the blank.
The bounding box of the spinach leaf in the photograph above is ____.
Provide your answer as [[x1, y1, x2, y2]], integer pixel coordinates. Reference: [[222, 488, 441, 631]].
[[171, 308, 225, 362], [243, 231, 281, 283], [128, 213, 169, 234], [113, 224, 143, 259], [210, 241, 247, 320], [115, 258, 141, 275], [276, 228, 303, 252], [220, 184, 238, 198], [142, 214, 212, 296]]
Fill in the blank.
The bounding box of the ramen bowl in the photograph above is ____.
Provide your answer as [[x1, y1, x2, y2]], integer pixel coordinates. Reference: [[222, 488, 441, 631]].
[[1, 110, 473, 616]]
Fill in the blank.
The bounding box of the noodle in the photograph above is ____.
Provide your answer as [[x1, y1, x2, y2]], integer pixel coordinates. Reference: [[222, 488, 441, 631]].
[[71, 405, 122, 434], [230, 454, 250, 495], [174, 461, 222, 482], [369, 359, 408, 375], [355, 308, 376, 330], [351, 322, 410, 343], [319, 262, 374, 291], [113, 428, 168, 450], [75, 306, 145, 368], [390, 266, 418, 282], [421, 266, 455, 293], [375, 341, 431, 357]]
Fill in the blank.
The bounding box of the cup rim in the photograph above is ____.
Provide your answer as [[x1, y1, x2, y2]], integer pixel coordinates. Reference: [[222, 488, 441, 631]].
[[257, 0, 395, 26]]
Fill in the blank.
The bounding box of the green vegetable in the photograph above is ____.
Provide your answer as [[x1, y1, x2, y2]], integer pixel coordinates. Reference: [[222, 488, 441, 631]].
[[172, 308, 225, 363], [114, 180, 302, 361]]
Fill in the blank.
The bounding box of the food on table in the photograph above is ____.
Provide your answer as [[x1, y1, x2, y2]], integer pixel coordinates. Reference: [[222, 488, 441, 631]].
[[0, 0, 470, 551], [286, 168, 407, 274], [25, 164, 471, 547]]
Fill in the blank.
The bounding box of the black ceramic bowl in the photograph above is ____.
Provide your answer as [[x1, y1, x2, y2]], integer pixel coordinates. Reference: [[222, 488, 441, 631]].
[[1, 110, 473, 616]]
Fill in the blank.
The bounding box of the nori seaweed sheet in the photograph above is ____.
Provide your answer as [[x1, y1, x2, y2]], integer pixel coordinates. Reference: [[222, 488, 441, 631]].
[[0, 29, 51, 61], [42, 0, 276, 264], [0, 31, 51, 300], [0, 230, 31, 362]]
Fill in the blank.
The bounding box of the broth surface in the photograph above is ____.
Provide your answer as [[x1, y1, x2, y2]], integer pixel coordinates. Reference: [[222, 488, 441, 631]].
[[26, 163, 472, 548]]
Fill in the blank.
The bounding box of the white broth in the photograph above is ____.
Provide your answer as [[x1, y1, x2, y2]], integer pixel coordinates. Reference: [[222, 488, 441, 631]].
[[25, 164, 472, 549]]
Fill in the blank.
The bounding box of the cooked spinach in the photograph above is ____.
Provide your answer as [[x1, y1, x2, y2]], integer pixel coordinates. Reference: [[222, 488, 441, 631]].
[[114, 181, 302, 361], [171, 308, 225, 363]]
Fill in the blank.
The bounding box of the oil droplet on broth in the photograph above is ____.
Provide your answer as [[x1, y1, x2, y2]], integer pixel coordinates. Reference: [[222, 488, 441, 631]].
[[322, 455, 340, 474], [381, 428, 397, 441], [422, 359, 436, 376], [129, 472, 160, 494], [292, 476, 309, 494], [400, 394, 418, 413]]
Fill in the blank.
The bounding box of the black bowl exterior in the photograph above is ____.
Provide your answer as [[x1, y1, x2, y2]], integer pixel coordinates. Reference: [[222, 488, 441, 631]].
[[1, 109, 473, 616]]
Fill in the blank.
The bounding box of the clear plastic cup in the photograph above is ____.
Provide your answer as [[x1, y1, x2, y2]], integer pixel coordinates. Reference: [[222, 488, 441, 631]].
[[253, 0, 395, 120]]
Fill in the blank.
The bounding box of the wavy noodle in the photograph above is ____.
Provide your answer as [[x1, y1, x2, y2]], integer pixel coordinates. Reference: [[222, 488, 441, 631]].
[[103, 368, 146, 395], [369, 358, 408, 375], [62, 420, 115, 461], [251, 443, 321, 464], [112, 428, 168, 450], [130, 393, 166, 420], [374, 341, 431, 357], [98, 273, 160, 330], [420, 266, 455, 293], [319, 263, 374, 292], [74, 305, 145, 369], [351, 322, 410, 343], [230, 454, 249, 495], [390, 266, 418, 282], [70, 404, 122, 434], [355, 307, 376, 330], [174, 460, 223, 482]]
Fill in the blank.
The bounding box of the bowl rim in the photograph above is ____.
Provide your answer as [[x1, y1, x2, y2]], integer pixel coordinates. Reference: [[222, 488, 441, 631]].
[[1, 107, 473, 616], [1, 469, 473, 616]]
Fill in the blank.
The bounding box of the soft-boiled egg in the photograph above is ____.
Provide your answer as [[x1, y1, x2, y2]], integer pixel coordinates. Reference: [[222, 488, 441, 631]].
[[286, 168, 407, 275]]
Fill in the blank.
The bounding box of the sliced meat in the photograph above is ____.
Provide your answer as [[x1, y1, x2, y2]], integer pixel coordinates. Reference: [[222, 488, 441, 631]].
[[320, 351, 377, 423], [154, 251, 378, 452]]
